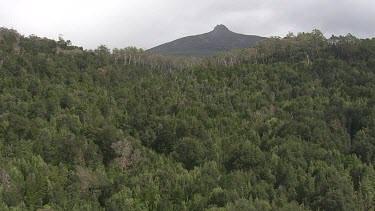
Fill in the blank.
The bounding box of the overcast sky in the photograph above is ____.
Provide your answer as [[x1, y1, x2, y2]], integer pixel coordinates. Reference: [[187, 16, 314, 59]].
[[1, 0, 374, 49]]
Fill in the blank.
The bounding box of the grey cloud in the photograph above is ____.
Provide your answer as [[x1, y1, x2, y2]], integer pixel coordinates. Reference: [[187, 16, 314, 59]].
[[1, 0, 374, 49]]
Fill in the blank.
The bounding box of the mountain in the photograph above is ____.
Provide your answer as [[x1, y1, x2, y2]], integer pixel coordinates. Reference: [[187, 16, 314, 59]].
[[147, 24, 266, 56]]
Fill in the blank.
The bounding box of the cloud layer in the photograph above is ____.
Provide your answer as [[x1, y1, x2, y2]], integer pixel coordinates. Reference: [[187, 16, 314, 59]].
[[1, 0, 374, 49]]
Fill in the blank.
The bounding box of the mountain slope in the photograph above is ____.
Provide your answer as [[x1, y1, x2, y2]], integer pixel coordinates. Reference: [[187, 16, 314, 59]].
[[147, 24, 266, 56], [3, 27, 375, 210]]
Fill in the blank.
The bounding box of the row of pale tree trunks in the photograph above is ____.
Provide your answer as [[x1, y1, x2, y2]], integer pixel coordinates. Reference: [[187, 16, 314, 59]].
[[108, 30, 370, 72], [1, 28, 371, 74]]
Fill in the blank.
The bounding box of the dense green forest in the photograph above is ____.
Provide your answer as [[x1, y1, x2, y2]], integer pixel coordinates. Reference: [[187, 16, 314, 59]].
[[1, 27, 375, 210]]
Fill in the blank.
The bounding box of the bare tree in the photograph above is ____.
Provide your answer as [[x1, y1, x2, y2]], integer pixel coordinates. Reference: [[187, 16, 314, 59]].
[[111, 139, 141, 170]]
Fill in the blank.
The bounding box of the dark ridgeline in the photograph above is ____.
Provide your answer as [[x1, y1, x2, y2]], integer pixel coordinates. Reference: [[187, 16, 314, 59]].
[[147, 24, 266, 56]]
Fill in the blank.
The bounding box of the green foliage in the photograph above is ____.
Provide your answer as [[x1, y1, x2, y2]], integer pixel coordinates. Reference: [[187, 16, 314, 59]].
[[0, 27, 375, 210], [172, 137, 205, 169]]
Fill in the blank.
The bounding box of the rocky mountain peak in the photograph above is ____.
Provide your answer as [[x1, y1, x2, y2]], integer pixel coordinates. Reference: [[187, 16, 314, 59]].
[[213, 24, 229, 32]]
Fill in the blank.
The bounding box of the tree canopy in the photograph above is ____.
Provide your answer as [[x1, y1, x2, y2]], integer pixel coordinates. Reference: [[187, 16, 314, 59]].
[[1, 27, 375, 210]]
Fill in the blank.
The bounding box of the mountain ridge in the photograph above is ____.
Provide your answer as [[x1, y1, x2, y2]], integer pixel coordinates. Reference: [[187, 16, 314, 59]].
[[147, 24, 266, 56]]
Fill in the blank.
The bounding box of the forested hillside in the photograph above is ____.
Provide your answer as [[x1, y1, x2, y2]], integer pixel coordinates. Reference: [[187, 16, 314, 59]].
[[1, 27, 375, 210]]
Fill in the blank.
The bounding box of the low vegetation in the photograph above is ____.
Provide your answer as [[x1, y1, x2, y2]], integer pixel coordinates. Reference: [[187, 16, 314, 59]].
[[1, 27, 375, 210]]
